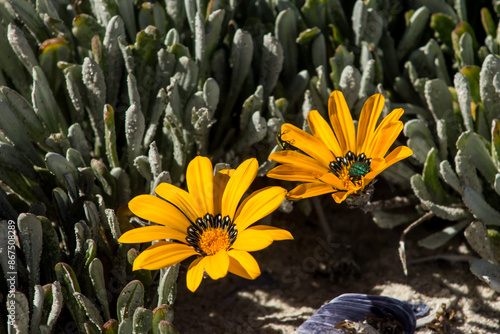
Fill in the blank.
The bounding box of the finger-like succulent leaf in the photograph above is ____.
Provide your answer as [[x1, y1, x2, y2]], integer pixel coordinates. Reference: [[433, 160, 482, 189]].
[[418, 219, 470, 249], [17, 213, 43, 294], [7, 291, 29, 333], [55, 262, 86, 330], [465, 221, 498, 263], [259, 33, 284, 100], [132, 307, 154, 334], [455, 151, 482, 194], [158, 264, 179, 307], [480, 55, 500, 122], [463, 187, 500, 226], [438, 160, 462, 194], [457, 131, 498, 184], [75, 292, 105, 329], [397, 7, 430, 62], [117, 280, 145, 323], [470, 259, 500, 292]]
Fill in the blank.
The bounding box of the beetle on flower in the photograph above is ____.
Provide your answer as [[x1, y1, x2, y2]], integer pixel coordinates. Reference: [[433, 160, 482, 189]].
[[267, 90, 413, 205], [118, 156, 293, 292]]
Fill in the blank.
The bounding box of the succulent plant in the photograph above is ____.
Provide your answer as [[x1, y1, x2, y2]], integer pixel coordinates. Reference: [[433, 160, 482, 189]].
[[380, 2, 500, 292], [1, 0, 500, 331]]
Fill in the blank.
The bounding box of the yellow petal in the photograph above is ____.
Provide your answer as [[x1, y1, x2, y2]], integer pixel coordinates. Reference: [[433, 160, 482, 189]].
[[233, 186, 287, 231], [328, 91, 356, 154], [369, 157, 386, 170], [231, 229, 274, 252], [227, 249, 261, 279], [133, 242, 198, 270], [269, 150, 330, 174], [218, 169, 235, 177], [316, 172, 346, 189], [357, 94, 385, 154], [228, 256, 254, 279], [365, 108, 404, 157], [280, 123, 334, 167], [363, 157, 386, 182], [213, 172, 231, 215], [245, 225, 293, 241], [287, 182, 335, 200], [267, 165, 320, 182], [307, 110, 343, 157], [331, 190, 350, 204], [203, 250, 229, 280], [187, 156, 214, 217], [154, 183, 199, 222], [365, 146, 412, 182], [128, 195, 191, 232], [118, 225, 187, 244], [186, 257, 204, 292], [221, 158, 257, 220], [384, 146, 413, 165], [370, 121, 403, 158]]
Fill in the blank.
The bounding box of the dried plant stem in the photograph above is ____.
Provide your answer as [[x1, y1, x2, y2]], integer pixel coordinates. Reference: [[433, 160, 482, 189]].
[[398, 211, 436, 276]]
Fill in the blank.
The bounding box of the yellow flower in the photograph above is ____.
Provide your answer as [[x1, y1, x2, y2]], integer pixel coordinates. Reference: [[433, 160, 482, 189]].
[[118, 157, 293, 292], [267, 91, 413, 204]]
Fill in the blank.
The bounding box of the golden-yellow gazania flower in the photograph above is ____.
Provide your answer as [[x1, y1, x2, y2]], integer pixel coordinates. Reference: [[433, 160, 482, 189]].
[[118, 156, 293, 292], [267, 90, 413, 204]]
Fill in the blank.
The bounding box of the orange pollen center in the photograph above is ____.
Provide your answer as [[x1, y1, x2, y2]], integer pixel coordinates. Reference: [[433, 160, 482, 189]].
[[338, 168, 359, 190], [185, 214, 238, 256], [198, 228, 231, 256]]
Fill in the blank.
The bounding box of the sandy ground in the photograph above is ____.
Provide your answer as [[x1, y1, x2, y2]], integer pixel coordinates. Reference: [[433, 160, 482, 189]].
[[173, 198, 500, 333]]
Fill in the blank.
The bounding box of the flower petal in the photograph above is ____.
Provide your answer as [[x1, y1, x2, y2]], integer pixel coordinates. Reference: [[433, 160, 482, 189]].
[[133, 242, 198, 270], [213, 171, 231, 215], [231, 229, 274, 252], [307, 110, 343, 157], [331, 190, 350, 204], [357, 94, 385, 155], [370, 121, 404, 158], [245, 225, 293, 241], [384, 146, 413, 165], [203, 250, 229, 280], [233, 186, 287, 231], [366, 108, 404, 157], [267, 165, 321, 182], [368, 146, 413, 180], [280, 123, 334, 167], [128, 195, 191, 232], [287, 182, 335, 200], [228, 257, 254, 279], [328, 91, 356, 154], [316, 172, 346, 190], [186, 257, 204, 292], [118, 225, 187, 244], [154, 183, 199, 222], [269, 150, 330, 174], [187, 156, 214, 217], [228, 249, 261, 279], [221, 158, 257, 220], [364, 157, 387, 182]]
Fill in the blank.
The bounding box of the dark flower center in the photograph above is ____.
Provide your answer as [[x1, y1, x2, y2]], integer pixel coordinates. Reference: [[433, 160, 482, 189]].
[[186, 214, 238, 256], [329, 151, 372, 182]]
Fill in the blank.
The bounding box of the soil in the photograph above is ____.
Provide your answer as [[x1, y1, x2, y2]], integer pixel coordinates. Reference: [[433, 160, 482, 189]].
[[174, 196, 500, 334]]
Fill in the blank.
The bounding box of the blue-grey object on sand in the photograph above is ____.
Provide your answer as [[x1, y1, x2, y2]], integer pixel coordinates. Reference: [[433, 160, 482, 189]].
[[296, 293, 417, 334]]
